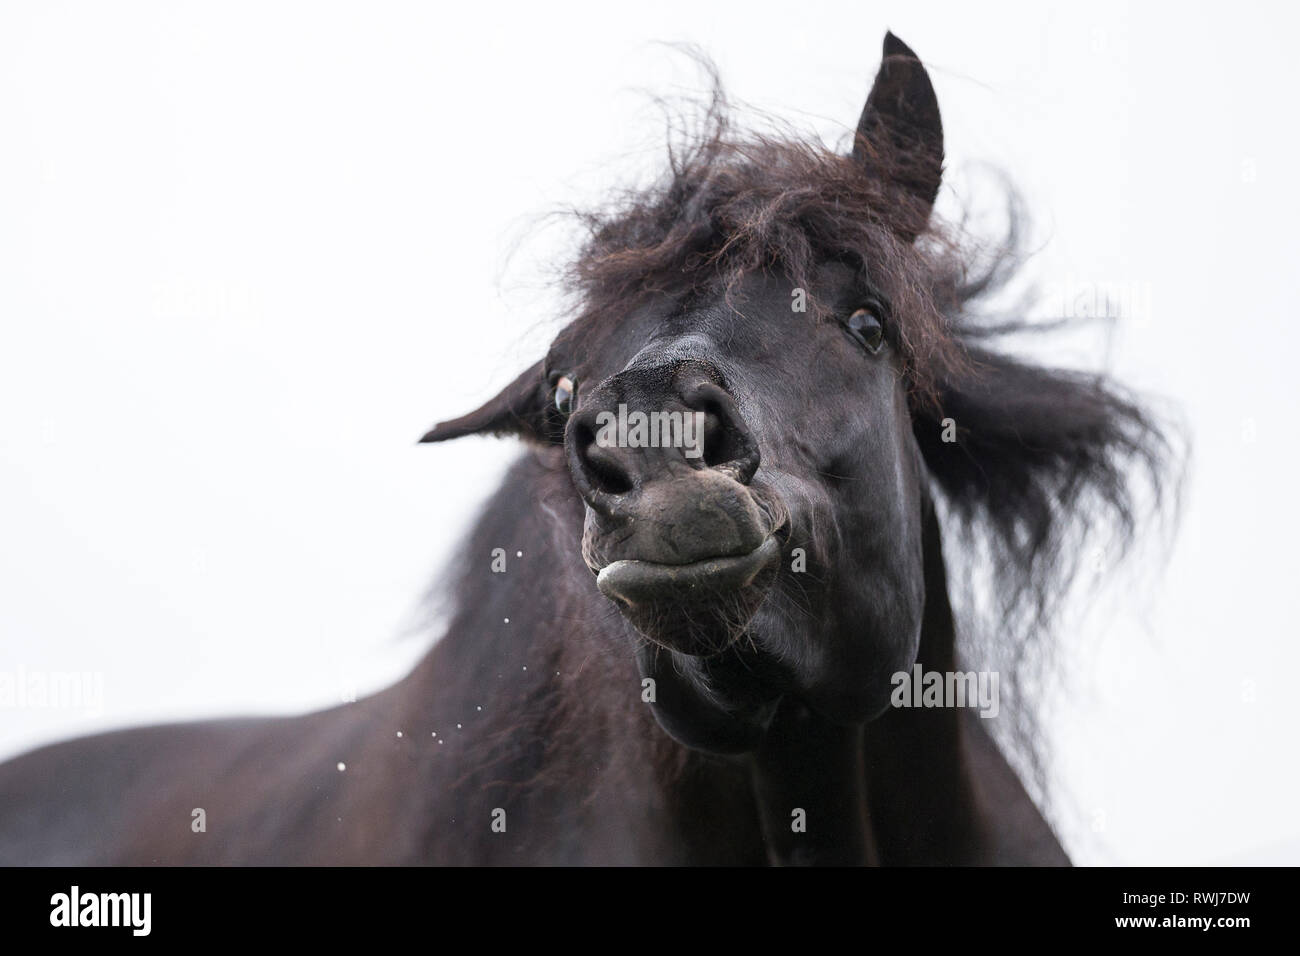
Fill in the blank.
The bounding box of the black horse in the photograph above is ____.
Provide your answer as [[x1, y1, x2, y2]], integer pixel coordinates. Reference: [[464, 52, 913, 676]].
[[0, 34, 1170, 865]]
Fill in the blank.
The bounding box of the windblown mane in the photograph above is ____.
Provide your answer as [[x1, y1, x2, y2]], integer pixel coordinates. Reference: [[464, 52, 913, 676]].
[[557, 65, 1180, 801]]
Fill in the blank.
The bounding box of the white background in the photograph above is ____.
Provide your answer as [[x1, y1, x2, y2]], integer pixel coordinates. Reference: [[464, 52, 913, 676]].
[[1, 1, 1296, 865]]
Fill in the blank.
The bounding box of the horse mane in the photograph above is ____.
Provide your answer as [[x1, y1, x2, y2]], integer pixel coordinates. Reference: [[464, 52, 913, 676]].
[[556, 60, 1182, 801]]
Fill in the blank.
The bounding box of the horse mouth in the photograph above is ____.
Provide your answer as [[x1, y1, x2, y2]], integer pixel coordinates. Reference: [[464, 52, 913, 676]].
[[583, 486, 788, 656], [596, 535, 781, 608]]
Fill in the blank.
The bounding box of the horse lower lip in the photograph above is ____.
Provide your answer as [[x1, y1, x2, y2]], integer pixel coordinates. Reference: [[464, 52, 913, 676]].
[[595, 536, 779, 607]]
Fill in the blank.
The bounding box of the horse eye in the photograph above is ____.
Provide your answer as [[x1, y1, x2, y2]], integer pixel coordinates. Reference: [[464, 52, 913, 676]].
[[554, 374, 577, 415], [845, 306, 885, 354]]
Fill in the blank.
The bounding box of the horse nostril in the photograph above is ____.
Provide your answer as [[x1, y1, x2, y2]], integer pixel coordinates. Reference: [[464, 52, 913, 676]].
[[701, 410, 741, 469], [573, 420, 635, 496], [686, 383, 760, 485]]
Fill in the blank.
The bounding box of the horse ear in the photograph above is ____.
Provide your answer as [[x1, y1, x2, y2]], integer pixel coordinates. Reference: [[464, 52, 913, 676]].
[[852, 31, 944, 239], [419, 359, 553, 443]]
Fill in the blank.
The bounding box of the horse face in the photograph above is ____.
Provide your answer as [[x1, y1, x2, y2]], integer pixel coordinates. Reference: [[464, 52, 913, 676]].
[[559, 262, 928, 723], [424, 34, 945, 750]]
